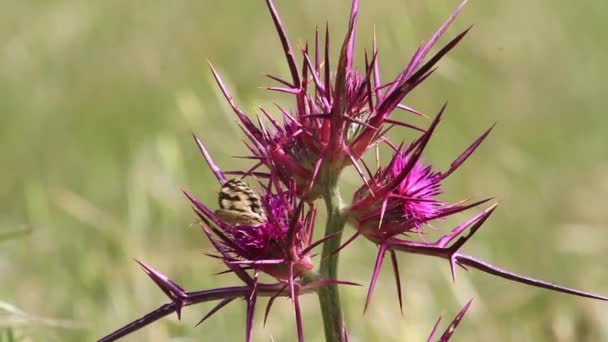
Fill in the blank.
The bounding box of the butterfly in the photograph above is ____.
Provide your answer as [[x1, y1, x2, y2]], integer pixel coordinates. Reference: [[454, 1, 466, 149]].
[[215, 178, 267, 226]]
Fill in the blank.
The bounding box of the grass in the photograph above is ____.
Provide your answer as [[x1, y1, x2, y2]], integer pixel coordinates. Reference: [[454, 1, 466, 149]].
[[1, 0, 607, 341]]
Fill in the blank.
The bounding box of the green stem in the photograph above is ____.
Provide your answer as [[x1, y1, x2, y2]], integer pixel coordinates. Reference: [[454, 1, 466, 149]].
[[317, 171, 347, 342]]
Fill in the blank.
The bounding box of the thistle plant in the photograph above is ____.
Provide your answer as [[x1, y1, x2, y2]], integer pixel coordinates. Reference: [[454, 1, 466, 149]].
[[99, 0, 606, 341]]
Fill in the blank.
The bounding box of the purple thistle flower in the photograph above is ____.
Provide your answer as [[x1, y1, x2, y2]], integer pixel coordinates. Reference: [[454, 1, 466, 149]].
[[354, 153, 447, 236], [340, 105, 606, 312], [182, 135, 362, 342], [349, 107, 494, 239], [99, 1, 608, 341], [99, 135, 358, 342], [341, 105, 495, 310], [210, 0, 471, 199], [186, 134, 320, 281]]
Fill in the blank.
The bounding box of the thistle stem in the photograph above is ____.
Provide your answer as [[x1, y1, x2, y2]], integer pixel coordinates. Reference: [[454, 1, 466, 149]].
[[317, 170, 347, 342]]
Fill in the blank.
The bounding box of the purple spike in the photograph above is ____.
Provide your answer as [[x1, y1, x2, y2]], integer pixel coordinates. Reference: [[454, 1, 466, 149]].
[[438, 299, 473, 342], [435, 203, 498, 248], [396, 103, 426, 117], [428, 315, 443, 342], [237, 122, 264, 149], [314, 279, 362, 288], [276, 105, 302, 127], [406, 27, 471, 85], [301, 42, 310, 97], [314, 26, 320, 73], [228, 259, 285, 265], [446, 203, 497, 256], [372, 28, 382, 101], [331, 0, 360, 125], [289, 264, 305, 342], [265, 74, 294, 87], [224, 171, 270, 179], [352, 49, 378, 103], [99, 303, 180, 342], [135, 260, 185, 301], [301, 230, 343, 256], [345, 0, 359, 71], [259, 108, 283, 132], [192, 134, 226, 184], [197, 221, 254, 286], [245, 271, 260, 342], [344, 115, 379, 131], [264, 0, 301, 88], [377, 197, 389, 230], [329, 231, 361, 258], [303, 50, 326, 95], [134, 260, 186, 320], [240, 161, 265, 179], [348, 152, 374, 194], [287, 201, 306, 252], [389, 250, 405, 315], [455, 253, 608, 301], [324, 23, 331, 100], [364, 243, 388, 312], [183, 191, 229, 230], [308, 157, 324, 191], [378, 27, 471, 116], [232, 155, 264, 160], [404, 0, 469, 79], [263, 282, 290, 326], [441, 123, 495, 178], [388, 210, 608, 301], [195, 298, 236, 327], [383, 118, 425, 133], [208, 63, 263, 141], [359, 157, 376, 182], [364, 51, 376, 112], [267, 86, 301, 94]]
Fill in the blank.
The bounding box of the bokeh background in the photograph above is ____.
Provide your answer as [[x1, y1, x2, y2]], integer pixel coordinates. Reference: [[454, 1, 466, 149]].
[[1, 0, 608, 341]]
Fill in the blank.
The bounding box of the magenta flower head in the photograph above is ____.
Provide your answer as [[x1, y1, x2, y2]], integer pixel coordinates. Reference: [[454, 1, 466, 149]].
[[209, 0, 470, 200], [184, 136, 317, 281], [178, 135, 357, 342], [349, 108, 494, 240]]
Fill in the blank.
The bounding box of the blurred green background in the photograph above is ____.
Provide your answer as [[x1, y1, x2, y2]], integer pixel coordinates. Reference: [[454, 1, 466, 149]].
[[1, 0, 607, 341]]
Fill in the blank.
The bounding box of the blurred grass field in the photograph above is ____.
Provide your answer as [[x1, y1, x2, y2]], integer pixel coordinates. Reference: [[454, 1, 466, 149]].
[[1, 0, 608, 341]]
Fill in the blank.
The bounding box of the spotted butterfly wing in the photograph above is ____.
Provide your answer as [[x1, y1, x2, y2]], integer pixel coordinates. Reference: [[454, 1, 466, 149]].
[[215, 179, 267, 226]]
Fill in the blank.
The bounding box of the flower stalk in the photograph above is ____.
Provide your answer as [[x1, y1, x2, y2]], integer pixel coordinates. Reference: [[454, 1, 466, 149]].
[[318, 169, 347, 342]]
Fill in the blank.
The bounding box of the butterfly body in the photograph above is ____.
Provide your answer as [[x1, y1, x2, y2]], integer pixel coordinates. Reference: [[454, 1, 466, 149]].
[[215, 179, 267, 226]]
